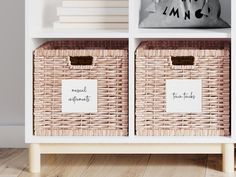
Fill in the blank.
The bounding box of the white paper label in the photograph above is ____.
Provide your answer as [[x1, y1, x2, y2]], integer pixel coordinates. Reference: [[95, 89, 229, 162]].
[[62, 80, 97, 113], [166, 80, 202, 113]]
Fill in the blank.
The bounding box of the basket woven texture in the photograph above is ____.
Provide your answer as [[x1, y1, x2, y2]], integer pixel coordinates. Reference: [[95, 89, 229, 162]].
[[34, 40, 128, 136], [136, 41, 230, 136]]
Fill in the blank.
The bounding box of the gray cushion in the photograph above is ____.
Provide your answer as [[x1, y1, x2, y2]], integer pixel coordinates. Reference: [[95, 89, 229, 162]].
[[139, 0, 230, 28]]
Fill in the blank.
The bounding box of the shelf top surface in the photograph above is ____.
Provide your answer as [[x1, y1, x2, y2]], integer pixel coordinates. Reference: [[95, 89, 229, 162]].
[[26, 135, 235, 144], [30, 28, 129, 38], [29, 28, 231, 39], [135, 28, 231, 38]]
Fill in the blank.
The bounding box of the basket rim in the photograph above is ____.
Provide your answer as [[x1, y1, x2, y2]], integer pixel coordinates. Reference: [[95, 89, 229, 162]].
[[34, 40, 128, 57], [137, 40, 230, 50]]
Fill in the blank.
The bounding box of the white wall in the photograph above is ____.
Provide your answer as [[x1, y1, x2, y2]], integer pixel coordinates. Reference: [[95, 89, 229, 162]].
[[0, 0, 25, 147]]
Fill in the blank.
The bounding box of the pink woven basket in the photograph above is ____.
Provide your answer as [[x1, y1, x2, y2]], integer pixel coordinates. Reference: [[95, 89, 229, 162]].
[[33, 40, 128, 136], [136, 41, 230, 136]]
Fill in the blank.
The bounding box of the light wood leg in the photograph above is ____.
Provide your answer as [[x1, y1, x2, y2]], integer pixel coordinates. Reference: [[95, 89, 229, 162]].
[[29, 144, 41, 173], [222, 143, 234, 173]]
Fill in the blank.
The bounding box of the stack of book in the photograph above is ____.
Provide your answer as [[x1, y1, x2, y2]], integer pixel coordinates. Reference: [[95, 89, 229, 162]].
[[54, 0, 128, 30]]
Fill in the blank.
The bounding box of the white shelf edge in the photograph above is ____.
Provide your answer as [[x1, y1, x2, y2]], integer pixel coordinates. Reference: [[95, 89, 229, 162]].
[[134, 28, 231, 39], [30, 29, 129, 39], [29, 29, 231, 39], [26, 135, 234, 144], [231, 0, 236, 138]]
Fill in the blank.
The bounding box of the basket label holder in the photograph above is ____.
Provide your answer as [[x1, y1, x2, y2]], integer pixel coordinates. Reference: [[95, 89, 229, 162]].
[[166, 79, 202, 113], [61, 80, 97, 113]]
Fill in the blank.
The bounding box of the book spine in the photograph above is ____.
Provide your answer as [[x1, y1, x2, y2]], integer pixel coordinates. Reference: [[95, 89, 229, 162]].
[[59, 16, 128, 23], [57, 7, 129, 16], [62, 1, 128, 8], [53, 22, 128, 29]]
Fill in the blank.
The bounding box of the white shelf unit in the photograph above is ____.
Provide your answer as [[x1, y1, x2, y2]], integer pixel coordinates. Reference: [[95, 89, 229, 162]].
[[25, 0, 235, 174]]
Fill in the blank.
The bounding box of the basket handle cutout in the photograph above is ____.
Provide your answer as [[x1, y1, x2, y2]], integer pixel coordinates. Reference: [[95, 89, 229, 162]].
[[170, 56, 196, 70], [70, 56, 93, 66], [171, 56, 195, 66], [68, 56, 94, 69]]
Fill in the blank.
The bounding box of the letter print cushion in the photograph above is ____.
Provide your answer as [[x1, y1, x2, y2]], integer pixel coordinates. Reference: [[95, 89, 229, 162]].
[[139, 0, 230, 28]]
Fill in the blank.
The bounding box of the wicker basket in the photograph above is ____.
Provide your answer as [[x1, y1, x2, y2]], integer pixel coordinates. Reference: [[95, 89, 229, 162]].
[[33, 40, 128, 136], [136, 41, 230, 136]]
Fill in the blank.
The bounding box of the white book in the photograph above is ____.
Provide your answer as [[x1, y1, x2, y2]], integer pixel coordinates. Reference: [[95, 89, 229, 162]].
[[57, 7, 128, 16], [62, 0, 128, 8], [53, 22, 128, 29], [59, 16, 128, 23]]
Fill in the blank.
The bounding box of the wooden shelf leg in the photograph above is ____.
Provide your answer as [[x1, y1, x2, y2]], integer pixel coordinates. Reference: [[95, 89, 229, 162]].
[[222, 143, 234, 173], [29, 144, 41, 173]]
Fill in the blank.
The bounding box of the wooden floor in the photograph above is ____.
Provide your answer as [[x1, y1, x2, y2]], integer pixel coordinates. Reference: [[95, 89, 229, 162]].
[[0, 149, 235, 177]]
